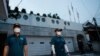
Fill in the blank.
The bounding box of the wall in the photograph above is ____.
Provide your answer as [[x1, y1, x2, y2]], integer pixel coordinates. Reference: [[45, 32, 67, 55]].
[[5, 13, 83, 31], [0, 22, 85, 52]]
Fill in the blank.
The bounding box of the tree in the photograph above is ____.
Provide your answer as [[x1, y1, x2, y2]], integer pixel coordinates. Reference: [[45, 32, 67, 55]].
[[48, 13, 52, 18], [56, 16, 60, 19], [21, 8, 26, 13], [14, 7, 19, 13], [37, 13, 40, 16], [52, 14, 56, 18], [43, 13, 47, 17], [8, 6, 11, 13], [30, 11, 33, 15]]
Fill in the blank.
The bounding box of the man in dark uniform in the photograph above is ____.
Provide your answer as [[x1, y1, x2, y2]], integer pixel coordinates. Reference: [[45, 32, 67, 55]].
[[51, 28, 70, 56], [3, 23, 28, 56], [78, 39, 84, 54], [87, 41, 93, 51]]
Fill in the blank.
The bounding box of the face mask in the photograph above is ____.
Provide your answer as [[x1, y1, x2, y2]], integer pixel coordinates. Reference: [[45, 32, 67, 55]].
[[14, 28, 21, 33], [56, 31, 62, 36]]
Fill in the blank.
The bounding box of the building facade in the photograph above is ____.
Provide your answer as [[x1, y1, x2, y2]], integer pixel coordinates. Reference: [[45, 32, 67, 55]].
[[0, 13, 88, 56]]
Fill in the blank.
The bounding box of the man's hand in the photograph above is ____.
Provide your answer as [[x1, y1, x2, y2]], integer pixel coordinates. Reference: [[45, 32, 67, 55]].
[[53, 54, 56, 56], [67, 53, 71, 56]]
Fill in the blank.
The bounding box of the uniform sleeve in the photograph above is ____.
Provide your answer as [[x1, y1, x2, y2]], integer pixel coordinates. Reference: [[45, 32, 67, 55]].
[[64, 40, 66, 44], [63, 37, 66, 44], [23, 37, 27, 45], [5, 36, 10, 46], [50, 37, 55, 45]]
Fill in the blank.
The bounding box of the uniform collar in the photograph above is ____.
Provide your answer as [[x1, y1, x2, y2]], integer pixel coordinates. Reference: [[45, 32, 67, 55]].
[[55, 35, 62, 38], [13, 34, 21, 38]]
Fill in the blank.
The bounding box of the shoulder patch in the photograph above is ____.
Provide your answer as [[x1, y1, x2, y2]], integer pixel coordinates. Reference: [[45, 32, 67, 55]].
[[20, 37, 24, 40]]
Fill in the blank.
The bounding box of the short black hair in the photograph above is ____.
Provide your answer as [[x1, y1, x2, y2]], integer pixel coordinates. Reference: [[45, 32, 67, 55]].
[[54, 28, 62, 32], [13, 23, 21, 29]]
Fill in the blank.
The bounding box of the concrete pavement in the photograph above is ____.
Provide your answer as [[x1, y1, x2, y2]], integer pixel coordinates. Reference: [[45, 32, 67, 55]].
[[70, 51, 100, 56]]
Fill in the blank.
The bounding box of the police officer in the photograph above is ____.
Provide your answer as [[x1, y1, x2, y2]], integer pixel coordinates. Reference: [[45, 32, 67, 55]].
[[51, 28, 70, 56], [3, 23, 28, 56]]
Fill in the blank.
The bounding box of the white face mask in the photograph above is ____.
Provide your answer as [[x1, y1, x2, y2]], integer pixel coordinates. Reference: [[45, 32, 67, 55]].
[[56, 31, 62, 36], [14, 28, 21, 33]]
